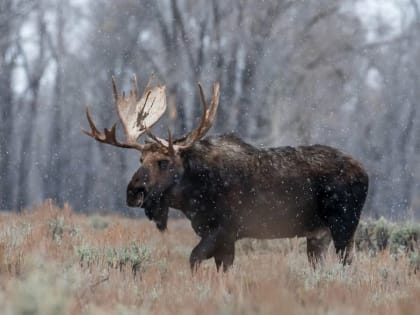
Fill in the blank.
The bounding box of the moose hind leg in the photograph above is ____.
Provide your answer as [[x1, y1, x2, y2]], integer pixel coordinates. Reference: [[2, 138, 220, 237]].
[[322, 178, 367, 264], [327, 213, 360, 264], [307, 228, 331, 267]]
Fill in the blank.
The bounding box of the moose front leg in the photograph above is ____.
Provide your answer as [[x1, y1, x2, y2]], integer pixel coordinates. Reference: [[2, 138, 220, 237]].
[[214, 241, 235, 272]]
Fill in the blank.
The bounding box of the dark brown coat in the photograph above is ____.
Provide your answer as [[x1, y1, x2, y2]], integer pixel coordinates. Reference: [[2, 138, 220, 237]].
[[127, 134, 369, 271]]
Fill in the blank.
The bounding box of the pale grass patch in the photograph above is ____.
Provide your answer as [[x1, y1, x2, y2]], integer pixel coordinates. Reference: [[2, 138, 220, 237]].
[[0, 201, 418, 315]]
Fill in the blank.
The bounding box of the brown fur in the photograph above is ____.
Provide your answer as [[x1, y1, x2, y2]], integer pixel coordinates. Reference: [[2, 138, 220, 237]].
[[127, 134, 369, 271]]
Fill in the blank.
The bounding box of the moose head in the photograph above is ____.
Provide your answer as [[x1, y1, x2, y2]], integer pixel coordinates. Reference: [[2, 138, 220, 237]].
[[83, 76, 220, 231]]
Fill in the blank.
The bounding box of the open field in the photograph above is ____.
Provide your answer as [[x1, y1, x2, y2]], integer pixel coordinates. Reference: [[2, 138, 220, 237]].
[[0, 201, 419, 315]]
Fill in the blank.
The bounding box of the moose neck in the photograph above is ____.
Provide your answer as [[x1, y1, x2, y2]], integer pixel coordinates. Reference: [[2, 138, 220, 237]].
[[165, 135, 258, 214]]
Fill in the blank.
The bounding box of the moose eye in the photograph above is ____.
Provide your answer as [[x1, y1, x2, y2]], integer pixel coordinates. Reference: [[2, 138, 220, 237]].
[[157, 159, 169, 171]]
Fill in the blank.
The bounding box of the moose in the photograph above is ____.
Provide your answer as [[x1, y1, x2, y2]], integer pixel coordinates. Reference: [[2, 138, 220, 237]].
[[83, 76, 369, 271]]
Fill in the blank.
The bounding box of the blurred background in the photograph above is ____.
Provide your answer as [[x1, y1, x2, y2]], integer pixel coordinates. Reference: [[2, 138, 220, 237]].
[[0, 0, 419, 219]]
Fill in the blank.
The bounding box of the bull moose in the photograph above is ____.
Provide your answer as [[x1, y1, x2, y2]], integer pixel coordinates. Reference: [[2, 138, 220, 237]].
[[83, 76, 369, 271]]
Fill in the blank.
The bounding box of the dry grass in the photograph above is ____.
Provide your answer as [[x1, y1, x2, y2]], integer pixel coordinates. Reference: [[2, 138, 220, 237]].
[[0, 201, 418, 315]]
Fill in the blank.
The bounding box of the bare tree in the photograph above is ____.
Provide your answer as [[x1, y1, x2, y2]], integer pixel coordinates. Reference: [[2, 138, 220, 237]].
[[15, 1, 49, 209], [0, 0, 35, 209], [1, 0, 420, 218]]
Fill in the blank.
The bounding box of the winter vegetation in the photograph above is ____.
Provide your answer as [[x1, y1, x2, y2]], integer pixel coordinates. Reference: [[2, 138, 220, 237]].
[[0, 202, 418, 314]]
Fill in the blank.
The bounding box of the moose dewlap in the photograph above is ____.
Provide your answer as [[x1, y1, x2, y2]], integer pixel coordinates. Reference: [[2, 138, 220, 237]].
[[84, 76, 369, 271]]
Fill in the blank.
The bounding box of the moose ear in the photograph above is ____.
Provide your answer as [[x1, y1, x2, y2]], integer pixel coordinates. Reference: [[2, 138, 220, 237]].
[[182, 152, 201, 172]]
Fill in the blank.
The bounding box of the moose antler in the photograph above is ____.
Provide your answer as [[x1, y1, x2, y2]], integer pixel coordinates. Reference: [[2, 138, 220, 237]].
[[83, 76, 220, 153], [83, 76, 167, 151]]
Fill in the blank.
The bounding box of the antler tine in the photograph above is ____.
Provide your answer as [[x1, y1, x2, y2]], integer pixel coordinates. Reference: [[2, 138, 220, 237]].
[[144, 125, 169, 148], [187, 83, 210, 141], [175, 81, 220, 149], [132, 74, 138, 97], [112, 76, 131, 140], [206, 81, 220, 128], [198, 82, 207, 112], [167, 129, 175, 155], [83, 107, 102, 138], [82, 107, 143, 151], [111, 76, 119, 105]]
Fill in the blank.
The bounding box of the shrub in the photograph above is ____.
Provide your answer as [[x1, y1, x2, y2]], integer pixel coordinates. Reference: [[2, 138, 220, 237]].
[[89, 215, 110, 230], [390, 225, 420, 254], [409, 252, 420, 273], [374, 217, 392, 251], [76, 242, 151, 278], [48, 216, 80, 244]]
